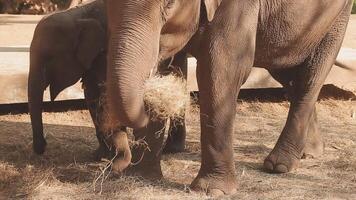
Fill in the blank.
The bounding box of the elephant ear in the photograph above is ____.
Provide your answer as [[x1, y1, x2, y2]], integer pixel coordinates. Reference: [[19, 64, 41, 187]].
[[76, 19, 106, 70], [47, 19, 105, 101], [203, 0, 222, 22]]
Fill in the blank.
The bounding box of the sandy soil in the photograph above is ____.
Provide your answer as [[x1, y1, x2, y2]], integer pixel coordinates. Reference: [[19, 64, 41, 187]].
[[343, 15, 356, 49], [0, 100, 355, 200]]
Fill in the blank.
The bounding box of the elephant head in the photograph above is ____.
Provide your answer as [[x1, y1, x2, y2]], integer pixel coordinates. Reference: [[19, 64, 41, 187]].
[[105, 0, 221, 129], [28, 13, 106, 154]]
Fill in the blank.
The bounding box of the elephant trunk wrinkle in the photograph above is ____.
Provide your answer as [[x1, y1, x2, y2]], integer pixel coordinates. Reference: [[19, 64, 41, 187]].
[[106, 10, 161, 129], [107, 43, 150, 128]]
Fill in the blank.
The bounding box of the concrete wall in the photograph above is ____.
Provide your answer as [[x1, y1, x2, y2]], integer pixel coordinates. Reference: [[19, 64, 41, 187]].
[[1, 14, 355, 104]]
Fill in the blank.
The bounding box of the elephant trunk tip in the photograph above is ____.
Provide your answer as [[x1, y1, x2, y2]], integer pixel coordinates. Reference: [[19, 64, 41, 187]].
[[112, 130, 133, 173], [107, 90, 150, 129]]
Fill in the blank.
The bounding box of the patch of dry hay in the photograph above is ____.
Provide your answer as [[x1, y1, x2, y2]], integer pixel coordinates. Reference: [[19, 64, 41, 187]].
[[0, 163, 20, 188], [144, 75, 190, 121], [1, 99, 355, 199]]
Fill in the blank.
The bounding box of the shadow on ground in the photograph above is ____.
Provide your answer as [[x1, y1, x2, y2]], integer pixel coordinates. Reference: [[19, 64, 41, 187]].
[[0, 120, 99, 197]]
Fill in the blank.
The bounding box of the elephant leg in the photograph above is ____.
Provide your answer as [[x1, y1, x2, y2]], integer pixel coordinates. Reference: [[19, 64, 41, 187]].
[[191, 1, 258, 196], [160, 52, 188, 154], [83, 80, 113, 161], [302, 107, 324, 158], [163, 118, 186, 154], [264, 6, 351, 173], [29, 54, 48, 155], [269, 70, 324, 159], [126, 120, 166, 180]]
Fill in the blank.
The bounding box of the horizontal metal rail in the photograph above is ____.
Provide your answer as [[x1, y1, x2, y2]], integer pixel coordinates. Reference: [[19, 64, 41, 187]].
[[0, 46, 30, 52]]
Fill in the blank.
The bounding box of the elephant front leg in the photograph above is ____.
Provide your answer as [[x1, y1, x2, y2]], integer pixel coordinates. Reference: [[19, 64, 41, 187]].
[[160, 52, 188, 154], [163, 118, 186, 154], [190, 1, 258, 196], [83, 78, 115, 161], [190, 82, 239, 196], [126, 120, 166, 180]]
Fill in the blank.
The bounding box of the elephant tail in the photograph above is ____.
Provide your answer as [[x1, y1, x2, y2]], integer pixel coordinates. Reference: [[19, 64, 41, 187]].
[[28, 46, 49, 155]]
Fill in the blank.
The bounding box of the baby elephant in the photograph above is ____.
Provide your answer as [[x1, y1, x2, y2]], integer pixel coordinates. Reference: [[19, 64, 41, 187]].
[[28, 0, 108, 158], [28, 0, 186, 160]]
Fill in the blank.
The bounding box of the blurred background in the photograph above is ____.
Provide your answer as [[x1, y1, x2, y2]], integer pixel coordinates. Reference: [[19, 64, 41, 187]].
[[0, 0, 87, 14], [0, 0, 355, 15]]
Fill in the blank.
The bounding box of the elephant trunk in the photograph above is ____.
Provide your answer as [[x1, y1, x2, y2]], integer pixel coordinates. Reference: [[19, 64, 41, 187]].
[[28, 51, 48, 154], [106, 2, 161, 129], [112, 130, 132, 172]]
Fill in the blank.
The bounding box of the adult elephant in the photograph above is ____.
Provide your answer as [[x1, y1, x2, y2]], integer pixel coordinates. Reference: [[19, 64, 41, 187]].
[[105, 0, 353, 196], [29, 0, 186, 160]]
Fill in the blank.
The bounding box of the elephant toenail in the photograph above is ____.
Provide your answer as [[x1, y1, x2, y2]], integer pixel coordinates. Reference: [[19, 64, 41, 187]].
[[275, 164, 289, 173], [263, 160, 274, 172]]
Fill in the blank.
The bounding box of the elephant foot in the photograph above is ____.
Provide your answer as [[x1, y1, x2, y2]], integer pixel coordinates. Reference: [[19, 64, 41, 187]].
[[264, 141, 302, 173], [125, 162, 163, 180], [163, 125, 186, 154], [190, 173, 237, 197], [33, 138, 47, 155], [302, 140, 324, 159], [162, 140, 185, 154]]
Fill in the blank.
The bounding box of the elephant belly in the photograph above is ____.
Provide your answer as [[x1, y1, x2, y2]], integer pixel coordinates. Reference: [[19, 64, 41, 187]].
[[253, 0, 347, 68]]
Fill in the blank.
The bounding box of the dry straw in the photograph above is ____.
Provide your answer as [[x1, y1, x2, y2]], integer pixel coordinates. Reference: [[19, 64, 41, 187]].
[[143, 74, 190, 121], [100, 74, 189, 132]]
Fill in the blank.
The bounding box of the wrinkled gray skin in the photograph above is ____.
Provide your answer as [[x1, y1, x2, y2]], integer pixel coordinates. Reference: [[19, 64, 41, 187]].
[[105, 0, 353, 196], [28, 0, 187, 161], [29, 0, 107, 156]]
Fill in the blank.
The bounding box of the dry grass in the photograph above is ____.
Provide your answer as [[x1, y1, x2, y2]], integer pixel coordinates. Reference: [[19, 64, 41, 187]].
[[144, 75, 189, 121], [0, 100, 355, 199]]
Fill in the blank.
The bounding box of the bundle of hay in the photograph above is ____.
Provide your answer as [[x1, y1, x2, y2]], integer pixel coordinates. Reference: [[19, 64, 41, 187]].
[[100, 74, 189, 133], [143, 74, 189, 121]]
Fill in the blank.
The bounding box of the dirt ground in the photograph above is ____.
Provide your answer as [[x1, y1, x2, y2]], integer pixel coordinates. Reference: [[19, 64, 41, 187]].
[[0, 100, 355, 200]]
